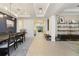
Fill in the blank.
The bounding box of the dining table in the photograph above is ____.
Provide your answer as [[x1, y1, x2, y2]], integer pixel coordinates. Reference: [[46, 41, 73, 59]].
[[0, 34, 9, 42]]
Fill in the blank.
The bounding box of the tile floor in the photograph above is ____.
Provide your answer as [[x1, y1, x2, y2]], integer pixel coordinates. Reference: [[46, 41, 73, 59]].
[[27, 33, 79, 56], [9, 33, 79, 56], [10, 36, 33, 56]]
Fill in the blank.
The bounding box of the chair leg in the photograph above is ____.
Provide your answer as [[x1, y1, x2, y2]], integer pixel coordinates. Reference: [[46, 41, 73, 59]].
[[16, 41, 18, 48], [14, 43, 17, 49], [7, 47, 10, 56], [22, 37, 24, 43], [23, 36, 25, 42], [15, 38, 18, 48]]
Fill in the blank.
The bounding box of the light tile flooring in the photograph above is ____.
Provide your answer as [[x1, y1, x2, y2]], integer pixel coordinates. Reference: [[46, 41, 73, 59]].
[[10, 33, 79, 56], [27, 33, 79, 56], [10, 36, 33, 56]]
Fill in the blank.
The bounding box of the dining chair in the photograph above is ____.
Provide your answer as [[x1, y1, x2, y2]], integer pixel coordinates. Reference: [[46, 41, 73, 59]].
[[0, 33, 16, 56]]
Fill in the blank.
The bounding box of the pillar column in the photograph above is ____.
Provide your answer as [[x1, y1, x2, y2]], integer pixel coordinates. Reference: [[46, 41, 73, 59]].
[[49, 15, 57, 41]]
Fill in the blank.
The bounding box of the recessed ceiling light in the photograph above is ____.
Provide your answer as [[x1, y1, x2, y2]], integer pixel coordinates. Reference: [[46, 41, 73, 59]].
[[36, 14, 44, 17], [77, 5, 79, 7]]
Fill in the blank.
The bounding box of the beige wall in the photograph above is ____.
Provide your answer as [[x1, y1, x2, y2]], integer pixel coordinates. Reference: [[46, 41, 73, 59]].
[[17, 18, 34, 37], [17, 18, 24, 32], [24, 19, 34, 38]]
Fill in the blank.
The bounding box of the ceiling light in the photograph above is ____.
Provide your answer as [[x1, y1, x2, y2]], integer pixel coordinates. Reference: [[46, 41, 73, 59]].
[[77, 5, 79, 7], [36, 14, 44, 17], [64, 9, 79, 12], [39, 8, 43, 13], [4, 7, 8, 10]]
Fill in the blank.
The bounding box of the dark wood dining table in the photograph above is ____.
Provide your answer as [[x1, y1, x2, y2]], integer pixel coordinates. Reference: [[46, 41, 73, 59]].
[[0, 32, 26, 42], [0, 34, 9, 42]]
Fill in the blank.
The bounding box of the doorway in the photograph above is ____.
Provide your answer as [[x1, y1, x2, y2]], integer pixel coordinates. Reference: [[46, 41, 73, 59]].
[[34, 18, 46, 36]]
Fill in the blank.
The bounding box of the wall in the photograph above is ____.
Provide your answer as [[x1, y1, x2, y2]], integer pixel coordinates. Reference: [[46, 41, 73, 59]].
[[43, 18, 48, 33], [17, 18, 24, 32], [17, 18, 34, 38], [24, 19, 34, 38]]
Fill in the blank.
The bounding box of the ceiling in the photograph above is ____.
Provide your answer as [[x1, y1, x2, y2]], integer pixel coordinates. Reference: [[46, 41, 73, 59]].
[[0, 3, 79, 18], [58, 3, 79, 15]]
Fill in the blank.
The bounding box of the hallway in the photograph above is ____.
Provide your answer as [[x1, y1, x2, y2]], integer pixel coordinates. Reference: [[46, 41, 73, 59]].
[[27, 33, 79, 56]]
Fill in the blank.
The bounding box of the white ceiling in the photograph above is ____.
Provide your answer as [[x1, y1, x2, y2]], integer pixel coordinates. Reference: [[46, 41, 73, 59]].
[[58, 3, 79, 15], [0, 3, 79, 18]]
